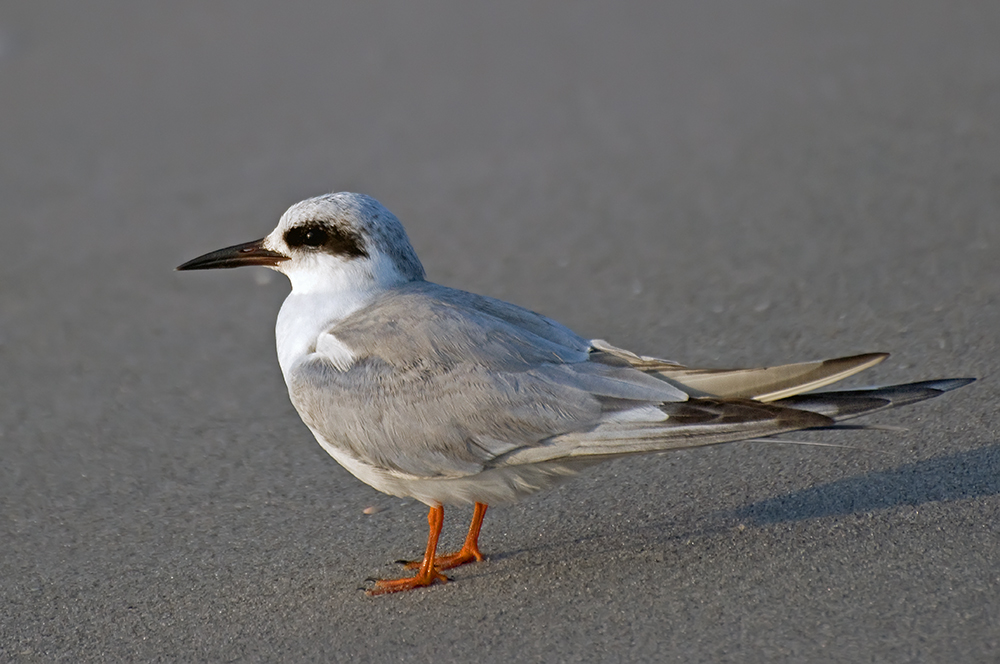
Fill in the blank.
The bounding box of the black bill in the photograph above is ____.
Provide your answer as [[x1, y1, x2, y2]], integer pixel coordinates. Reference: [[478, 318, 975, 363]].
[[176, 238, 289, 270]]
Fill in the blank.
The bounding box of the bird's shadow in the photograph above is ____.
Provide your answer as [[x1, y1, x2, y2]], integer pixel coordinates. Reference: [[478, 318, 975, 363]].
[[728, 442, 1000, 526], [474, 443, 1000, 571]]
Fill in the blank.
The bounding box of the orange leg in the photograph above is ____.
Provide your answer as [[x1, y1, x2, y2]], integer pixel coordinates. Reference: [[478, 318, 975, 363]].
[[367, 505, 448, 596], [404, 502, 488, 571]]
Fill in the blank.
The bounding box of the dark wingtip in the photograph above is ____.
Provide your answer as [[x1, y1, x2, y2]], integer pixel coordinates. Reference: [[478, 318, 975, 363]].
[[843, 352, 890, 363], [919, 377, 976, 393]]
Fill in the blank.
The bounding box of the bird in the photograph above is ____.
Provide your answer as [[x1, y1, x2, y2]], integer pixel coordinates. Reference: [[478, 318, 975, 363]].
[[177, 192, 973, 595]]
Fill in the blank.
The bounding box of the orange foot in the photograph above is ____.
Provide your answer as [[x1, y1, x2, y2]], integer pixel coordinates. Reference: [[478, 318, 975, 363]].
[[401, 502, 488, 571], [368, 505, 449, 596], [367, 567, 448, 596], [401, 543, 484, 571]]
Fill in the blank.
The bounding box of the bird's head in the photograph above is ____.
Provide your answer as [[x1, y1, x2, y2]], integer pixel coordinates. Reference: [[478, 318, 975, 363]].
[[177, 192, 425, 294]]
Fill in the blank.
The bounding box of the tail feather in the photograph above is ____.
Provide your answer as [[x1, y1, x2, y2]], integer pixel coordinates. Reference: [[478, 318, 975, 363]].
[[491, 377, 974, 468]]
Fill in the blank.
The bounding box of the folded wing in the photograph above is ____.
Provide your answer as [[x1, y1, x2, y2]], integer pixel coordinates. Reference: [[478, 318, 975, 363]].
[[289, 283, 972, 487]]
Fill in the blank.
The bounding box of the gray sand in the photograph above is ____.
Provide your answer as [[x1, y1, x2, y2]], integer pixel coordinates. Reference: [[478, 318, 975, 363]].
[[2, 2, 998, 661]]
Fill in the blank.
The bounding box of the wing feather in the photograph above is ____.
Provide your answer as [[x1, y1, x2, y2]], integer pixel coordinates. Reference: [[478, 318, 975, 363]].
[[287, 283, 967, 491], [591, 340, 888, 401]]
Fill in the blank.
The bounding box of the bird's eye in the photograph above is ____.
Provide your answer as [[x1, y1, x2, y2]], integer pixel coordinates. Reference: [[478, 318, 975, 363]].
[[285, 225, 329, 248], [303, 228, 328, 246], [283, 223, 368, 258]]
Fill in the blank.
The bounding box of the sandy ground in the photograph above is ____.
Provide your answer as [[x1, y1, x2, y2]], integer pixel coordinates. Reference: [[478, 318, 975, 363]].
[[2, 2, 998, 661]]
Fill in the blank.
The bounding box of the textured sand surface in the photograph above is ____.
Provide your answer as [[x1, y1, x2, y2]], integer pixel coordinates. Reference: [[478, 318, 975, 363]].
[[2, 2, 998, 661]]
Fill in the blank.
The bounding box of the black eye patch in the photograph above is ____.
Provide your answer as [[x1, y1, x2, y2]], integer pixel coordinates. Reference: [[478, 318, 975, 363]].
[[284, 223, 368, 258]]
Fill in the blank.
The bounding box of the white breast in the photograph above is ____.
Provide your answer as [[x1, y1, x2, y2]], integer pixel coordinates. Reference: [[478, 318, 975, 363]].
[[273, 252, 413, 382], [275, 290, 371, 381]]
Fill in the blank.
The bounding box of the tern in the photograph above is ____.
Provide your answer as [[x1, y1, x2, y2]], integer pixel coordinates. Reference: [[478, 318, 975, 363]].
[[178, 192, 973, 595]]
